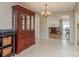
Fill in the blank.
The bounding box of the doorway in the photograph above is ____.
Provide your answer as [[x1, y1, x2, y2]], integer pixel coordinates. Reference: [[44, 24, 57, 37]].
[[48, 15, 70, 40], [60, 15, 70, 40], [48, 16, 61, 40]]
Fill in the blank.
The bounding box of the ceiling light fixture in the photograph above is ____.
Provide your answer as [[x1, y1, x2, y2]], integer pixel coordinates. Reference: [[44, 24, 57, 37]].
[[41, 4, 52, 17]]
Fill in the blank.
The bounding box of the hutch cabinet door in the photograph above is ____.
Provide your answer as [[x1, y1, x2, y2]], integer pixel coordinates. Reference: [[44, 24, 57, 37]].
[[31, 15, 34, 30], [26, 15, 30, 31], [19, 13, 26, 32]]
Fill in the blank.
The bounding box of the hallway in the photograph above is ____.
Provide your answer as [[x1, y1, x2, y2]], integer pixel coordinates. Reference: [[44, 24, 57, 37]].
[[0, 2, 79, 57], [16, 39, 79, 57]]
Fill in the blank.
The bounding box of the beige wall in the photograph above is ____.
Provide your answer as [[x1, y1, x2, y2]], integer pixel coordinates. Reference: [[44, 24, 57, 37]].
[[39, 15, 49, 39], [74, 3, 79, 45], [0, 2, 13, 29], [48, 16, 60, 27], [0, 2, 25, 29]]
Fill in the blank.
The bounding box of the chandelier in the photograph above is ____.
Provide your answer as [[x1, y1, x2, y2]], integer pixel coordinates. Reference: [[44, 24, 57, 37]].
[[41, 4, 52, 17]]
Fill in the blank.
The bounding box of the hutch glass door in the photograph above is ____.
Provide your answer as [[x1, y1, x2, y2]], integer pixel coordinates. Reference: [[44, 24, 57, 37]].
[[20, 15, 25, 31], [31, 16, 34, 30], [26, 15, 30, 30]]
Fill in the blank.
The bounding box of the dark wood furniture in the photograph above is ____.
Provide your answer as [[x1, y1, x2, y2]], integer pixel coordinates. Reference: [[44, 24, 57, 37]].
[[49, 27, 61, 39], [0, 29, 15, 57], [12, 5, 35, 54], [49, 27, 58, 34]]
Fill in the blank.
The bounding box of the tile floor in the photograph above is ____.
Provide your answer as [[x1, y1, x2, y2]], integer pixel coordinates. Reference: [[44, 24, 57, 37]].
[[16, 39, 79, 57]]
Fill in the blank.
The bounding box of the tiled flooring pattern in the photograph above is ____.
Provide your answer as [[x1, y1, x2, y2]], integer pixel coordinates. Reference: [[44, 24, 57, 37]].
[[16, 39, 79, 57]]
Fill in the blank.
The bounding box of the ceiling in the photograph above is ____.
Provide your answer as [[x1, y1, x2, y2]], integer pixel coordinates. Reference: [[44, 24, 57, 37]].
[[23, 2, 76, 13]]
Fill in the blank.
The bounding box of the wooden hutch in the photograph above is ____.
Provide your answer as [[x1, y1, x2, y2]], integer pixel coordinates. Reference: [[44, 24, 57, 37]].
[[12, 5, 35, 54]]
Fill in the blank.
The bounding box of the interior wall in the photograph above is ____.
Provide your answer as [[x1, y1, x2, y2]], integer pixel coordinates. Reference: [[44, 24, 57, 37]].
[[0, 2, 13, 29], [39, 16, 49, 40], [48, 16, 60, 27], [0, 2, 27, 29], [74, 2, 79, 45]]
